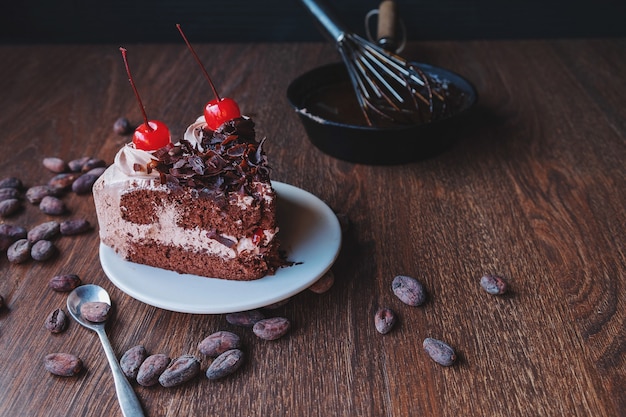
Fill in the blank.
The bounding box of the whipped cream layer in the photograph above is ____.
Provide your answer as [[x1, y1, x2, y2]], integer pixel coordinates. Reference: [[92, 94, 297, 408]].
[[93, 145, 277, 262]]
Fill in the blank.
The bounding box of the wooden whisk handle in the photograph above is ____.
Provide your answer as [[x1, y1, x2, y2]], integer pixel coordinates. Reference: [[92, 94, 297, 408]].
[[377, 0, 397, 51]]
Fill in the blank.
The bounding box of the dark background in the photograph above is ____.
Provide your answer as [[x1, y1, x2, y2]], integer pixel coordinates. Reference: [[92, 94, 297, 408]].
[[2, 0, 625, 44]]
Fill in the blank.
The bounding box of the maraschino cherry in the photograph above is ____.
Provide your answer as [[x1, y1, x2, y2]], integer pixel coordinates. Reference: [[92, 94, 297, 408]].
[[119, 47, 171, 151], [176, 24, 242, 131]]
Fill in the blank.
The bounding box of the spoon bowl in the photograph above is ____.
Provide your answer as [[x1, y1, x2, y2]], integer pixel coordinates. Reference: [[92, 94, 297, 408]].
[[66, 284, 111, 330], [67, 284, 144, 417]]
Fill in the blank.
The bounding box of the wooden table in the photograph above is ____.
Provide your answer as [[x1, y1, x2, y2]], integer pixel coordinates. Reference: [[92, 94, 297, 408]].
[[0, 39, 624, 417]]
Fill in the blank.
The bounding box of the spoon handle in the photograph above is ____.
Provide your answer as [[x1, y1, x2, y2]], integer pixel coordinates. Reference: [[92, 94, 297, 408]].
[[97, 328, 145, 417]]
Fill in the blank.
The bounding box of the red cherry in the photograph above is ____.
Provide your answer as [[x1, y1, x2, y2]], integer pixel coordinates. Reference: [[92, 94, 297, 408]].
[[119, 47, 171, 151], [177, 24, 242, 130], [133, 120, 171, 151], [204, 98, 241, 131], [252, 228, 265, 245]]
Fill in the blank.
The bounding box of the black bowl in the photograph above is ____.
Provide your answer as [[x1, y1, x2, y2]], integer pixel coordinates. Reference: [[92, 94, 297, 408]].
[[286, 62, 477, 164]]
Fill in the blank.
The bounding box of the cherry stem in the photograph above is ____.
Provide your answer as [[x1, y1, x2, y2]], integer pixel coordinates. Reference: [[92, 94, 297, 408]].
[[119, 47, 153, 131], [176, 24, 221, 101]]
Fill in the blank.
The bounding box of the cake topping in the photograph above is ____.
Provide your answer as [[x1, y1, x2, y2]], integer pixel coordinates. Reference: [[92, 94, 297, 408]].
[[176, 24, 242, 131], [119, 47, 172, 151], [114, 144, 159, 177], [149, 116, 269, 195]]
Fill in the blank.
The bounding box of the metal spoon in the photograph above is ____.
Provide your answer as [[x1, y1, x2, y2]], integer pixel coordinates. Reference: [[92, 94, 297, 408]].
[[67, 284, 145, 417]]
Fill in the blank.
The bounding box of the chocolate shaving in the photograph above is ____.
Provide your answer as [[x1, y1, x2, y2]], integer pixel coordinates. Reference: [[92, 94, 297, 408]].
[[152, 117, 271, 196]]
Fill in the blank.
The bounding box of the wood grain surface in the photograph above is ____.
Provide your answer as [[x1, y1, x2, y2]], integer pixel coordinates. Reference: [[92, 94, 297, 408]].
[[0, 39, 624, 417]]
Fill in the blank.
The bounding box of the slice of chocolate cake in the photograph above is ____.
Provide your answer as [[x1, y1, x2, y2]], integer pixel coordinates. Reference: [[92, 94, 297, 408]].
[[93, 116, 286, 280]]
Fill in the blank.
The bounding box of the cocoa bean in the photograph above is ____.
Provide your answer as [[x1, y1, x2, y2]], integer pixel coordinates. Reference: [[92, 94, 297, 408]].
[[0, 188, 20, 202], [39, 196, 66, 215], [198, 331, 241, 357], [48, 274, 81, 292], [0, 199, 21, 217], [42, 157, 68, 173], [480, 274, 508, 295], [392, 275, 427, 306], [206, 349, 244, 380], [0, 224, 27, 239], [28, 221, 60, 242], [68, 157, 90, 172], [308, 270, 334, 294], [0, 177, 23, 189], [374, 307, 396, 335], [158, 354, 201, 387], [60, 218, 92, 235], [252, 317, 290, 340], [26, 185, 58, 204], [80, 158, 106, 173], [80, 301, 110, 322], [423, 338, 457, 367], [120, 345, 147, 379], [44, 353, 83, 376], [226, 309, 264, 327], [7, 239, 31, 263], [113, 117, 133, 135], [136, 354, 171, 386], [31, 240, 56, 261], [0, 224, 27, 250], [84, 167, 106, 177], [72, 174, 98, 195], [45, 308, 68, 333], [48, 172, 80, 191]]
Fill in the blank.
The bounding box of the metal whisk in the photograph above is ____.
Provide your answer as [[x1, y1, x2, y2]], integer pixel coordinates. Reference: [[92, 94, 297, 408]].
[[299, 0, 448, 126]]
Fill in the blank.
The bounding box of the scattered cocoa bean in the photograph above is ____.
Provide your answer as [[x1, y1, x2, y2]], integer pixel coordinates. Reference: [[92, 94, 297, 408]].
[[113, 117, 133, 135], [42, 157, 68, 173], [72, 174, 98, 195], [80, 158, 106, 173], [252, 317, 290, 340], [0, 199, 21, 217], [84, 167, 106, 177], [423, 338, 457, 366], [0, 177, 23, 189], [0, 224, 27, 250], [28, 221, 60, 242], [44, 353, 83, 376], [392, 275, 427, 306], [120, 345, 147, 379], [374, 307, 396, 334], [198, 331, 241, 357], [308, 270, 335, 294], [48, 172, 80, 191], [226, 309, 265, 327], [137, 354, 171, 387], [0, 224, 27, 239], [39, 196, 66, 215], [206, 349, 244, 380], [31, 239, 56, 261], [0, 188, 21, 201], [68, 157, 90, 172], [26, 185, 59, 204], [48, 274, 81, 292], [7, 239, 31, 263], [60, 218, 92, 235], [480, 274, 508, 295], [158, 354, 201, 387], [80, 301, 111, 322], [45, 308, 68, 333]]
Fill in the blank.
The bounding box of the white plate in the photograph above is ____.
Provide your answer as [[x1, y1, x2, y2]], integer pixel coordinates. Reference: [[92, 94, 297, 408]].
[[100, 181, 342, 314]]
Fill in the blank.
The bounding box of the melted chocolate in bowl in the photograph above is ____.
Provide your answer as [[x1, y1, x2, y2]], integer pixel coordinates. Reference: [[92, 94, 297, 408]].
[[287, 62, 477, 164], [302, 76, 471, 128]]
